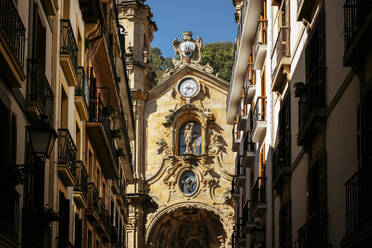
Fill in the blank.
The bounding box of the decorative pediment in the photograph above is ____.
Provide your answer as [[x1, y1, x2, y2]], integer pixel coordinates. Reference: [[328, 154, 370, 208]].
[[162, 103, 215, 127]]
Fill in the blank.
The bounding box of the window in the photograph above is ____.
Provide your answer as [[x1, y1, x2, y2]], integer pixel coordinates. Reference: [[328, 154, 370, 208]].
[[179, 121, 202, 155]]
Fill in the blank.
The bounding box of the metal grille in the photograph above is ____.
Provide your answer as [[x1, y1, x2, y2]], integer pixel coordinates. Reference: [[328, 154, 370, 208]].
[[0, 0, 25, 68]]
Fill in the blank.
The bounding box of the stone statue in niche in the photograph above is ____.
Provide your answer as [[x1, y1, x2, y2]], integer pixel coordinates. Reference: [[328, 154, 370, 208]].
[[184, 123, 194, 154], [156, 138, 171, 156]]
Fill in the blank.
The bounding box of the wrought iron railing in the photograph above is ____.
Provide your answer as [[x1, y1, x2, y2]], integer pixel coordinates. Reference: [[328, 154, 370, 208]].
[[244, 130, 255, 153], [253, 96, 267, 124], [119, 180, 128, 211], [58, 129, 77, 178], [252, 177, 266, 206], [0, 189, 19, 240], [271, 27, 290, 80], [76, 67, 90, 108], [298, 212, 323, 248], [345, 161, 372, 235], [344, 0, 372, 51], [273, 134, 291, 183], [88, 183, 99, 213], [119, 112, 133, 168], [89, 94, 119, 169], [74, 161, 88, 201], [298, 69, 326, 132], [60, 19, 78, 74], [97, 197, 106, 222], [27, 59, 54, 121], [0, 0, 26, 68], [254, 18, 268, 60]]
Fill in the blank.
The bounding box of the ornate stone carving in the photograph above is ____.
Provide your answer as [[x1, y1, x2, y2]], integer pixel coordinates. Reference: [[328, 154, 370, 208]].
[[209, 133, 224, 154], [156, 138, 171, 156]]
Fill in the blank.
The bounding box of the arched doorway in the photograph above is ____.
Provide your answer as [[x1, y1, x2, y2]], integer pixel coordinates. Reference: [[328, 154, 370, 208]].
[[148, 207, 226, 248]]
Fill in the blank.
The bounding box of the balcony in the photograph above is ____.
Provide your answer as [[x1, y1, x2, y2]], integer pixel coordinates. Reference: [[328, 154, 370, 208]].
[[252, 177, 267, 217], [271, 27, 290, 94], [253, 18, 267, 70], [40, 0, 58, 15], [75, 67, 90, 121], [89, 16, 121, 111], [244, 53, 256, 105], [116, 113, 134, 184], [238, 101, 248, 131], [232, 176, 241, 201], [242, 201, 263, 234], [252, 97, 267, 143], [297, 0, 318, 23], [87, 94, 119, 179], [342, 162, 372, 247], [116, 181, 127, 215], [87, 183, 99, 222], [111, 179, 120, 195], [0, 0, 26, 87], [298, 212, 327, 248], [60, 19, 78, 87], [272, 134, 291, 190], [26, 59, 54, 122], [343, 0, 372, 66], [236, 159, 247, 187], [0, 189, 19, 247], [232, 124, 243, 152], [73, 161, 88, 208], [57, 129, 77, 186], [296, 72, 326, 145], [241, 130, 255, 168]]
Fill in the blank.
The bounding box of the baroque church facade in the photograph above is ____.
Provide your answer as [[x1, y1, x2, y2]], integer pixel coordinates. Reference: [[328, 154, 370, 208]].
[[118, 1, 235, 247]]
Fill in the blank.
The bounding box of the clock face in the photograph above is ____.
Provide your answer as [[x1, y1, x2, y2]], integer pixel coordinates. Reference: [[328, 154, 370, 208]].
[[178, 78, 199, 98]]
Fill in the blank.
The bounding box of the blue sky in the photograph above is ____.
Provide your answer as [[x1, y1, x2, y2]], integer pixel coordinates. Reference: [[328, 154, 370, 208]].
[[146, 0, 237, 58]]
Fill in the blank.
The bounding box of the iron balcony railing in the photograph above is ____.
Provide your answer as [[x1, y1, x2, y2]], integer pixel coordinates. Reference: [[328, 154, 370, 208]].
[[60, 19, 78, 74], [271, 27, 290, 80], [344, 161, 372, 235], [298, 212, 323, 248], [58, 129, 77, 178], [253, 96, 267, 124], [244, 129, 255, 154], [119, 112, 133, 168], [344, 0, 372, 51], [27, 59, 54, 121], [298, 68, 326, 132], [119, 181, 128, 211], [242, 200, 255, 227], [76, 67, 90, 108], [88, 183, 99, 213], [97, 197, 105, 222], [0, 0, 26, 68], [89, 93, 119, 169], [273, 134, 291, 184], [74, 161, 88, 201], [252, 177, 266, 206], [254, 18, 268, 60], [0, 189, 19, 241]]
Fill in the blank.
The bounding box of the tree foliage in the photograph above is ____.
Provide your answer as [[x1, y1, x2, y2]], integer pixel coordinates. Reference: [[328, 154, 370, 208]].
[[148, 47, 174, 86], [201, 41, 235, 82]]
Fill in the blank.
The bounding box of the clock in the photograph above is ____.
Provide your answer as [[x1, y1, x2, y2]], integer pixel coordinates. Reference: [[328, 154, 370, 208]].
[[178, 78, 199, 98]]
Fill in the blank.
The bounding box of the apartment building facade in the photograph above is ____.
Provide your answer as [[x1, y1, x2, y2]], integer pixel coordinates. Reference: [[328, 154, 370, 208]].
[[0, 0, 135, 247], [228, 0, 372, 247]]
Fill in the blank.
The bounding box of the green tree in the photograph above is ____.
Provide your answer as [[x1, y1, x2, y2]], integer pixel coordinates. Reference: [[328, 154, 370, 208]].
[[148, 47, 174, 86], [201, 41, 235, 82]]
